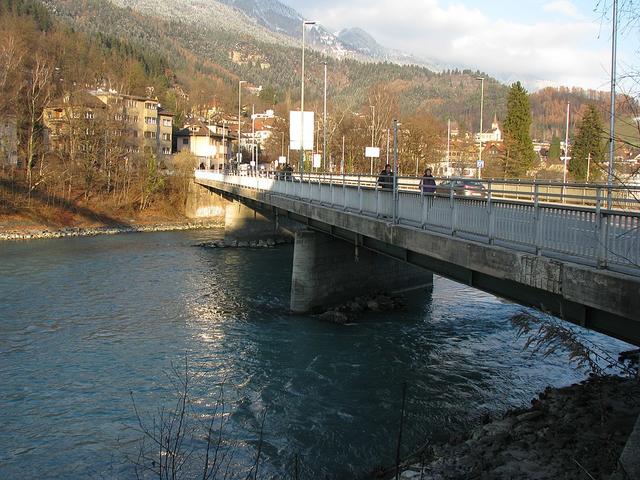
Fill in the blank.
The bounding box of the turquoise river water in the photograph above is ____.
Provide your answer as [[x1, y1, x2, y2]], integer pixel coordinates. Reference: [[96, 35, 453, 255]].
[[0, 229, 630, 479]]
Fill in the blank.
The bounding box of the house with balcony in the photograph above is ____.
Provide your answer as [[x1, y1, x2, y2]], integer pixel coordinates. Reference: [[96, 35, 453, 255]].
[[43, 90, 109, 157], [174, 120, 234, 171]]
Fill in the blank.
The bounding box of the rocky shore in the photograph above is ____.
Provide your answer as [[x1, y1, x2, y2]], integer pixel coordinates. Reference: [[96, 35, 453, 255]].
[[314, 293, 406, 324], [0, 220, 222, 241], [396, 375, 640, 480], [196, 236, 293, 249]]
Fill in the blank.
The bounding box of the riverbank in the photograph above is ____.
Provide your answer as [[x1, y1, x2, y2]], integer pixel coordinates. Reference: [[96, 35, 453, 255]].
[[0, 219, 222, 241], [393, 375, 640, 480]]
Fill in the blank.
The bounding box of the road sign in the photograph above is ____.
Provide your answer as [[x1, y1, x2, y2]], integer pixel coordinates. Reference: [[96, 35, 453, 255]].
[[476, 159, 484, 168], [312, 154, 321, 168], [278, 156, 287, 164], [365, 147, 380, 158]]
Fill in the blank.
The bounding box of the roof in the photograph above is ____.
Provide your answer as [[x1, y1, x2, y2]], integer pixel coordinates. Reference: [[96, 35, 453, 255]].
[[175, 120, 236, 139], [48, 90, 107, 110]]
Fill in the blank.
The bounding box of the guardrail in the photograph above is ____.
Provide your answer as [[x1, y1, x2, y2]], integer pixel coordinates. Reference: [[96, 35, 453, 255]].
[[195, 170, 640, 277]]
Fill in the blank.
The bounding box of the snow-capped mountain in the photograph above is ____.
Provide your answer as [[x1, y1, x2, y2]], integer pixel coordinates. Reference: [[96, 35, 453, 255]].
[[106, 0, 436, 68]]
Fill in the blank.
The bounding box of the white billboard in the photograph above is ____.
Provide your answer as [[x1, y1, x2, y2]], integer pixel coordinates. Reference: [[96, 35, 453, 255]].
[[312, 154, 322, 168], [289, 111, 315, 151], [278, 156, 287, 164], [365, 147, 380, 158]]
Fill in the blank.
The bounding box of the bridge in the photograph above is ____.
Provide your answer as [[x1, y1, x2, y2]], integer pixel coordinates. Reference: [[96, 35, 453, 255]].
[[193, 170, 640, 346]]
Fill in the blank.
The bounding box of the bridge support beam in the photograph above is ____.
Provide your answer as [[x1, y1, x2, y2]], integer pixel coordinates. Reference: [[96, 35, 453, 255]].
[[290, 229, 433, 313]]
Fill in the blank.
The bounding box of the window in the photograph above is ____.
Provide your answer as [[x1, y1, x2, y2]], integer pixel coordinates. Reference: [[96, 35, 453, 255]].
[[162, 147, 171, 155], [162, 118, 172, 127], [182, 138, 188, 145], [145, 117, 157, 125], [144, 131, 157, 139], [132, 130, 138, 138], [145, 102, 157, 110], [162, 133, 171, 141]]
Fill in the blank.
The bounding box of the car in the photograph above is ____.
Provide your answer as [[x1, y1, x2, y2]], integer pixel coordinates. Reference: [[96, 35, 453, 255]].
[[436, 178, 487, 198]]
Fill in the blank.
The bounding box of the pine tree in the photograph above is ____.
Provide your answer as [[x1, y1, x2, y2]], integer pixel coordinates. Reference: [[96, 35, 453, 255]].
[[502, 81, 536, 178], [548, 136, 561, 162], [569, 105, 606, 182]]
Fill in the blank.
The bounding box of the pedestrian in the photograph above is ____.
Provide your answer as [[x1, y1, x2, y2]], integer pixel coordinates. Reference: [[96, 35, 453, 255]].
[[419, 168, 436, 194], [377, 164, 393, 190]]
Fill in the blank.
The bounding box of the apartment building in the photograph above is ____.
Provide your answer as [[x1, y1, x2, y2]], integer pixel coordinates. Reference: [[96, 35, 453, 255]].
[[43, 89, 173, 161], [93, 90, 173, 160]]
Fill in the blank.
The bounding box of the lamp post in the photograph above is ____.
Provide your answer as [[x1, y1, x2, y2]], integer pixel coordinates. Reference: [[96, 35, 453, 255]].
[[476, 77, 484, 179], [323, 61, 327, 171], [608, 0, 618, 208], [300, 20, 316, 176], [237, 80, 246, 172], [369, 105, 375, 174], [221, 119, 226, 172], [251, 104, 255, 174]]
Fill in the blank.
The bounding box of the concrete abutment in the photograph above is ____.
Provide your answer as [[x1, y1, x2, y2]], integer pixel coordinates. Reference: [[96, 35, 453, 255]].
[[290, 229, 433, 313]]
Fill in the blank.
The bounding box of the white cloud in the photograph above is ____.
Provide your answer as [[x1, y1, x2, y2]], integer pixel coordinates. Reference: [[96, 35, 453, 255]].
[[542, 1, 580, 19], [300, 0, 614, 90]]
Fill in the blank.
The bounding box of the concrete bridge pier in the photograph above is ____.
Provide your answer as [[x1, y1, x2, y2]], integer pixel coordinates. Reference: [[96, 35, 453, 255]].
[[290, 229, 433, 313], [224, 200, 281, 242]]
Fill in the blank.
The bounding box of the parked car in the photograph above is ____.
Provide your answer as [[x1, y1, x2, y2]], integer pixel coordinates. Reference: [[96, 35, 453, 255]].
[[436, 178, 487, 198]]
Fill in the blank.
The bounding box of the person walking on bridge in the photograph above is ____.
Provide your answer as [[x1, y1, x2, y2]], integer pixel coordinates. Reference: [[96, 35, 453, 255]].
[[377, 164, 394, 190], [419, 168, 436, 194]]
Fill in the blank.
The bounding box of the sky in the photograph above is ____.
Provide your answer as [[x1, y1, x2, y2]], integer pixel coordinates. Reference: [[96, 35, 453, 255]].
[[284, 0, 639, 92]]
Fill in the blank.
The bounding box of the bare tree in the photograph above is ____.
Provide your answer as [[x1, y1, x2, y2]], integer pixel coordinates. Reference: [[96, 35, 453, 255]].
[[24, 55, 52, 195]]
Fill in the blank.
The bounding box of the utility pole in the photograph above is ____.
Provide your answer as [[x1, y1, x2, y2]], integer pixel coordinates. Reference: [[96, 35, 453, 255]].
[[608, 0, 618, 208], [477, 77, 484, 179], [237, 80, 246, 172], [393, 119, 399, 223], [562, 101, 570, 202], [300, 20, 316, 177], [370, 105, 375, 175], [341, 135, 345, 174], [323, 61, 327, 171], [447, 119, 451, 175]]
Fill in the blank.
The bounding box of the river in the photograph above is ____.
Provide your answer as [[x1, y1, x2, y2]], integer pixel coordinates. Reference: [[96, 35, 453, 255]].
[[0, 229, 629, 479]]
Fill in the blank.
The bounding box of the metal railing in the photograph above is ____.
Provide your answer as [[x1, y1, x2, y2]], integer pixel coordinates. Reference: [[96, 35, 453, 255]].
[[195, 170, 640, 276]]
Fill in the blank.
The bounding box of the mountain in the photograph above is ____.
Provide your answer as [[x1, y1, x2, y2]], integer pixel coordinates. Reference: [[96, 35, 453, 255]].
[[103, 0, 436, 68], [337, 28, 386, 58]]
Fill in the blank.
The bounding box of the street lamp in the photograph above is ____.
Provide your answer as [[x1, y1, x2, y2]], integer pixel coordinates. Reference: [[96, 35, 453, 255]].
[[476, 77, 484, 179], [300, 20, 316, 176], [369, 105, 375, 174], [323, 61, 327, 171], [237, 80, 246, 172]]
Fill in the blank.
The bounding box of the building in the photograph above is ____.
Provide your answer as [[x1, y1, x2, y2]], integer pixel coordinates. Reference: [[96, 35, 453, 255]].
[[174, 120, 234, 171], [92, 90, 174, 160], [44, 89, 174, 162], [0, 114, 18, 167], [43, 90, 109, 156], [475, 113, 502, 144]]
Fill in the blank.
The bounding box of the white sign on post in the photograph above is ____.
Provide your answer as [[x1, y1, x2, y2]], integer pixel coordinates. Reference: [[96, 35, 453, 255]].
[[278, 156, 287, 164], [476, 159, 484, 168], [289, 111, 315, 151], [365, 147, 380, 158], [312, 154, 322, 168]]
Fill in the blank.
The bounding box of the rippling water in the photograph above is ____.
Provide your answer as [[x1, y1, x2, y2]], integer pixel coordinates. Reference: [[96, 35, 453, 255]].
[[0, 230, 630, 479]]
